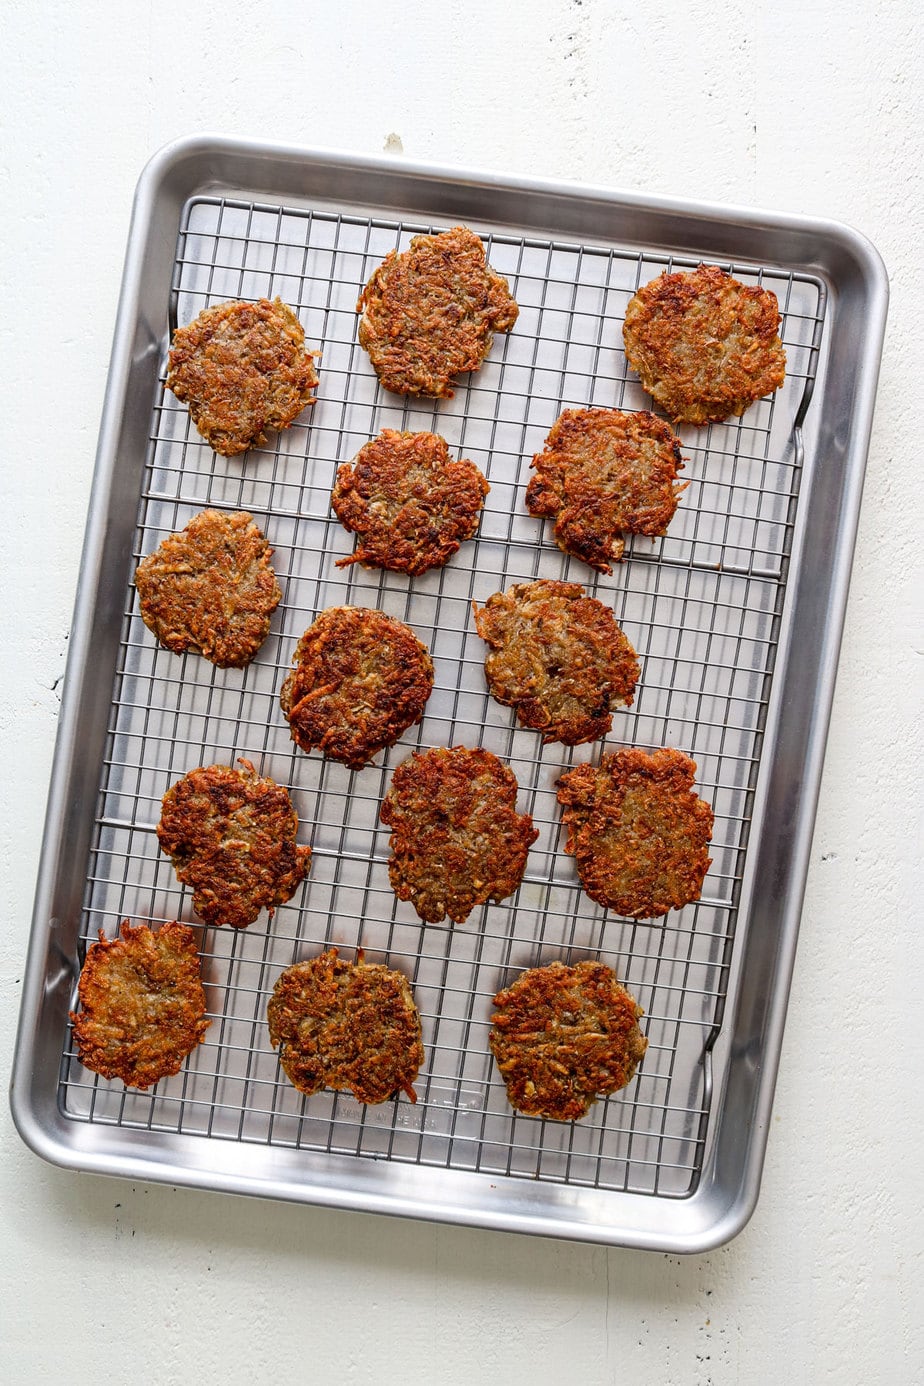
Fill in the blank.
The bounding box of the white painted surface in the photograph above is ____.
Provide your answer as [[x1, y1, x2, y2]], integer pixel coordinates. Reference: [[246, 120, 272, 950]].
[[1, 2, 921, 1381]]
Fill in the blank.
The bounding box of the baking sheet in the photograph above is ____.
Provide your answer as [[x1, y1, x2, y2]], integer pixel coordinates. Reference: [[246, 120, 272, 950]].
[[11, 139, 887, 1249]]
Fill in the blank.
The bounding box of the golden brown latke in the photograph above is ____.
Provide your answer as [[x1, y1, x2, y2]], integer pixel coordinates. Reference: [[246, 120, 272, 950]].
[[489, 960, 647, 1122], [279, 606, 434, 771], [70, 920, 209, 1089], [357, 225, 518, 397], [622, 264, 786, 426], [165, 297, 319, 455], [526, 408, 686, 574], [331, 429, 489, 575], [380, 746, 539, 924], [134, 509, 282, 668], [557, 747, 714, 919], [472, 580, 640, 746], [267, 948, 423, 1104], [156, 759, 311, 929]]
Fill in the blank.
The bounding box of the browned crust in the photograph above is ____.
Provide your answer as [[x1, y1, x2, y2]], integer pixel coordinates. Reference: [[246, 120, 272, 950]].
[[489, 960, 647, 1121], [380, 745, 539, 924], [70, 920, 209, 1089], [166, 297, 320, 455], [134, 509, 282, 668], [279, 606, 434, 770], [156, 759, 311, 929], [472, 580, 640, 746], [557, 747, 714, 919], [526, 408, 686, 574], [622, 265, 786, 426], [267, 948, 423, 1104], [331, 429, 489, 575], [357, 225, 518, 398]]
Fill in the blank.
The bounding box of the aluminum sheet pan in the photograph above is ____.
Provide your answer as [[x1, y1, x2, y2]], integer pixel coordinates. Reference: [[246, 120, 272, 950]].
[[10, 136, 887, 1251]]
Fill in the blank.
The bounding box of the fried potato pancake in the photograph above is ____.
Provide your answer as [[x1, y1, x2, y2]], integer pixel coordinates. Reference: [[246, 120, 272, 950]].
[[527, 408, 686, 573], [357, 225, 518, 397], [490, 960, 647, 1121], [279, 606, 434, 770], [157, 759, 311, 929], [166, 297, 319, 455], [472, 579, 639, 745], [267, 949, 423, 1104], [380, 746, 538, 924], [622, 264, 786, 426], [557, 747, 714, 919], [331, 429, 489, 575], [134, 509, 281, 668], [70, 920, 209, 1089]]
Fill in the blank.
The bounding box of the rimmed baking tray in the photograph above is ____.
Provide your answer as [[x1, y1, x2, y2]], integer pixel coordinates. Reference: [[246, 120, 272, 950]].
[[10, 135, 887, 1251]]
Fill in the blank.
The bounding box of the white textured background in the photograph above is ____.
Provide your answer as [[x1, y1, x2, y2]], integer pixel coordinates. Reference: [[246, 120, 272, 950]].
[[2, 2, 921, 1381]]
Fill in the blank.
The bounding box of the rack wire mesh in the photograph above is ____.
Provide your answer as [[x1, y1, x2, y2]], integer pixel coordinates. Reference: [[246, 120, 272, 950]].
[[58, 194, 826, 1201]]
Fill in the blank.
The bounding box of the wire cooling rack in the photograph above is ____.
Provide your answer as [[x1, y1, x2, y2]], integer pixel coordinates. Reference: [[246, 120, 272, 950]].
[[58, 195, 825, 1200]]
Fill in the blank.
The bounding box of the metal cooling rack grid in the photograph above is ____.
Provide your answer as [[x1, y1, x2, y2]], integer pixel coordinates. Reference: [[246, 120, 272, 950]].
[[58, 194, 825, 1201]]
